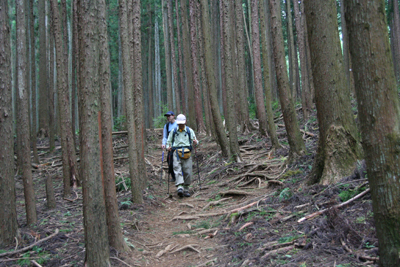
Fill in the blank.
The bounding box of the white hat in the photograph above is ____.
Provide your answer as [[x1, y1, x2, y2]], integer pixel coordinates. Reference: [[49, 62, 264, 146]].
[[176, 114, 186, 124]]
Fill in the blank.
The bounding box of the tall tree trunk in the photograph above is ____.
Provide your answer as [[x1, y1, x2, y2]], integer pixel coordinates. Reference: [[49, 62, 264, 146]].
[[98, 0, 128, 251], [222, 0, 241, 162], [189, 0, 205, 133], [235, 0, 251, 133], [38, 0, 48, 134], [286, 0, 296, 96], [48, 8, 56, 152], [393, 0, 400, 84], [292, 0, 311, 120], [17, 0, 37, 225], [167, 0, 180, 114], [0, 0, 18, 246], [269, 0, 305, 159], [181, 0, 195, 128], [77, 0, 111, 264], [339, 0, 351, 92], [304, 0, 362, 185], [119, 0, 142, 204], [132, 0, 147, 191], [175, 0, 186, 114], [219, 0, 227, 116], [259, 0, 280, 149], [250, 0, 268, 137], [72, 0, 79, 145], [200, 0, 230, 158], [147, 9, 154, 128], [345, 0, 400, 265], [29, 0, 39, 164], [155, 19, 162, 116], [51, 0, 79, 197], [162, 0, 173, 111]]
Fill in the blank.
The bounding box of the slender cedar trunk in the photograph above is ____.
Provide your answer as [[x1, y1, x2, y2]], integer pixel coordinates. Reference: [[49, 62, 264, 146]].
[[222, 0, 241, 162], [200, 0, 230, 157], [393, 0, 400, 84], [119, 0, 142, 204], [168, 0, 180, 114], [77, 0, 110, 264], [38, 0, 48, 133], [61, 0, 69, 103], [269, 0, 305, 159], [339, 0, 351, 93], [189, 0, 205, 133], [155, 19, 162, 115], [212, 0, 222, 114], [286, 0, 296, 96], [181, 0, 195, 128], [17, 0, 37, 225], [243, 2, 254, 100], [235, 0, 251, 133], [98, 0, 128, 251], [259, 0, 280, 149], [304, 0, 361, 185], [29, 0, 39, 164], [175, 0, 185, 114], [162, 0, 173, 111], [196, 2, 212, 136], [219, 0, 227, 116], [72, 0, 78, 144], [132, 0, 147, 191], [51, 0, 79, 197], [302, 1, 314, 104], [345, 1, 400, 265], [147, 10, 154, 128], [0, 0, 18, 246], [250, 0, 268, 137], [293, 0, 311, 120], [48, 8, 56, 152]]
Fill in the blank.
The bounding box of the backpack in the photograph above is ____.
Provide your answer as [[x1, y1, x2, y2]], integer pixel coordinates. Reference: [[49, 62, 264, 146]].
[[172, 126, 193, 159]]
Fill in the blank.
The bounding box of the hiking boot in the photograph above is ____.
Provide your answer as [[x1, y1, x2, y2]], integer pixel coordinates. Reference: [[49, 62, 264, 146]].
[[177, 187, 184, 197], [183, 190, 191, 197]]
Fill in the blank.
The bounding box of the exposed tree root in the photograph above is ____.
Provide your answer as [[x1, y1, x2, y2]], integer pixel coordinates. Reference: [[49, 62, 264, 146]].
[[170, 244, 201, 254]]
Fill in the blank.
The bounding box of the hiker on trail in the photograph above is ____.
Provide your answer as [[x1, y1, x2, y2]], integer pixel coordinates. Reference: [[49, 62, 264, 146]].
[[166, 114, 198, 197], [162, 111, 178, 182]]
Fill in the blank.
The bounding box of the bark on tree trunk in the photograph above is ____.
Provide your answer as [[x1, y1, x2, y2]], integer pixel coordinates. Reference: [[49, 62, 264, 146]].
[[304, 0, 362, 185], [181, 0, 195, 128], [51, 0, 79, 197], [269, 0, 305, 159], [119, 0, 142, 204], [259, 0, 280, 149], [78, 0, 111, 264], [17, 0, 38, 225], [38, 0, 49, 133], [222, 0, 241, 162], [162, 0, 173, 111], [98, 0, 129, 251], [200, 0, 230, 158], [0, 0, 18, 246], [235, 0, 251, 134], [175, 0, 185, 114], [345, 1, 400, 265], [168, 0, 180, 114], [250, 0, 268, 137], [189, 0, 205, 133]]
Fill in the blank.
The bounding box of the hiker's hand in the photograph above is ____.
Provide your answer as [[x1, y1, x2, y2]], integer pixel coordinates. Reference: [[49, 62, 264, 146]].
[[162, 144, 166, 150], [193, 140, 198, 146], [167, 147, 172, 151]]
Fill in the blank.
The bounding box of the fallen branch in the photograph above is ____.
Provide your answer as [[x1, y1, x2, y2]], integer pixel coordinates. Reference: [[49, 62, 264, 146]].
[[170, 244, 201, 254], [202, 197, 232, 211], [238, 222, 253, 231], [195, 257, 217, 267], [341, 239, 378, 263], [110, 257, 140, 267], [0, 229, 59, 258], [261, 245, 295, 259], [298, 188, 370, 223], [219, 190, 255, 197]]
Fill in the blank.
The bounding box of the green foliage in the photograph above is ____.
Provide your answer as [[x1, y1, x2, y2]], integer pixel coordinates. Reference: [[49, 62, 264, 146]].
[[338, 185, 366, 202], [153, 104, 169, 128], [116, 176, 131, 191], [248, 97, 257, 119], [278, 234, 303, 244], [278, 188, 293, 201], [282, 169, 302, 178], [172, 230, 193, 235], [113, 116, 126, 131]]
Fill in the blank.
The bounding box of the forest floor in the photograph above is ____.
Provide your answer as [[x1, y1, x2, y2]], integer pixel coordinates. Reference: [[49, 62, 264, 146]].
[[1, 107, 379, 267]]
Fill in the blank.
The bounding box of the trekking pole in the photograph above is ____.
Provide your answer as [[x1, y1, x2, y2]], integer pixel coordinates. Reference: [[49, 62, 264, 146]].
[[194, 144, 201, 190], [160, 151, 164, 186], [167, 172, 171, 197]]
